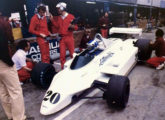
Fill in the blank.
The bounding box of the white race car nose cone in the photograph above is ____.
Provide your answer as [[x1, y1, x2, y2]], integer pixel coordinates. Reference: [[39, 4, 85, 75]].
[[43, 92, 61, 104], [40, 90, 72, 115], [40, 92, 61, 115]]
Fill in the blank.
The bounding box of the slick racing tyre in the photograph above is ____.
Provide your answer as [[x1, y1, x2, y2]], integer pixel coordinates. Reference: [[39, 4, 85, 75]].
[[134, 39, 152, 61], [104, 75, 130, 109], [31, 62, 56, 89]]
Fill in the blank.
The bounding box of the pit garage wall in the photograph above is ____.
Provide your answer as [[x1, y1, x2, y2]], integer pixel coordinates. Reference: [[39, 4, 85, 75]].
[[1, 0, 165, 38], [0, 0, 27, 27], [43, 0, 104, 27], [136, 0, 163, 26], [25, 0, 42, 24], [160, 0, 165, 8], [43, 0, 134, 27], [137, 0, 153, 6], [110, 0, 136, 4]]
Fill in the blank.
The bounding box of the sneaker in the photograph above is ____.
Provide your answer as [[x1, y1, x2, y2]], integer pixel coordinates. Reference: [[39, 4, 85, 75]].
[[20, 82, 24, 85], [156, 63, 165, 70]]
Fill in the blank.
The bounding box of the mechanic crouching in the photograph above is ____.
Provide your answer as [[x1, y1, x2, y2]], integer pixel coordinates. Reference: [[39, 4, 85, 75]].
[[12, 40, 35, 83], [51, 2, 78, 69], [147, 29, 165, 70]]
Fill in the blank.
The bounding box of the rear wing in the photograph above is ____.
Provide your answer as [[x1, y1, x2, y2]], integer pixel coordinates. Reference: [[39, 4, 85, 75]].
[[109, 27, 142, 36]]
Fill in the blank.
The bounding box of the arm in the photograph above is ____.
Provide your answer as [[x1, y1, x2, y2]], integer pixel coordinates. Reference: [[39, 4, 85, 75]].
[[68, 16, 78, 31], [26, 57, 38, 63], [26, 57, 33, 62], [68, 24, 78, 31], [22, 66, 32, 72], [150, 38, 161, 50], [29, 16, 41, 36], [17, 55, 32, 72], [22, 57, 34, 72], [50, 16, 59, 29]]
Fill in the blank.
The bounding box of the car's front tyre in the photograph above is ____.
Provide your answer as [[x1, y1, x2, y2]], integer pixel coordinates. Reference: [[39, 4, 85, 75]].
[[104, 75, 130, 109]]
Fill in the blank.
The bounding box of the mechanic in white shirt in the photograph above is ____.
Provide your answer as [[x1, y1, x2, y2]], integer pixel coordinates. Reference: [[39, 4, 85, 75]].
[[12, 40, 34, 82]]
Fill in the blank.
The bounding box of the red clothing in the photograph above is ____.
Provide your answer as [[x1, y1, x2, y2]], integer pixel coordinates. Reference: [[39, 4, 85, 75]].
[[98, 16, 109, 29], [147, 57, 165, 67], [37, 37, 50, 63], [100, 29, 108, 38], [29, 14, 49, 36], [51, 16, 59, 34], [51, 13, 78, 69], [29, 14, 50, 63], [79, 34, 91, 49], [147, 37, 165, 68], [98, 16, 109, 38], [51, 14, 78, 36], [18, 62, 34, 82], [60, 36, 75, 69], [150, 37, 165, 57]]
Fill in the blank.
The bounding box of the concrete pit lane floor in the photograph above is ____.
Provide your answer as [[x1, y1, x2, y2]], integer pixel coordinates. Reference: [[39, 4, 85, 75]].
[[0, 27, 165, 120]]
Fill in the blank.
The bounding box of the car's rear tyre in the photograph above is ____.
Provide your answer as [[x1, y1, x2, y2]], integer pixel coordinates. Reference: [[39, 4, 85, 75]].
[[31, 62, 56, 89], [104, 75, 130, 109], [134, 39, 152, 60]]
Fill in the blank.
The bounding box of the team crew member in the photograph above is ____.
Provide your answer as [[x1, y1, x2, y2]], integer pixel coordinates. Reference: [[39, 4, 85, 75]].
[[29, 4, 50, 63], [147, 29, 165, 70], [79, 29, 91, 51], [0, 16, 26, 120], [98, 12, 110, 38], [12, 40, 34, 82], [51, 2, 78, 69], [51, 16, 59, 34]]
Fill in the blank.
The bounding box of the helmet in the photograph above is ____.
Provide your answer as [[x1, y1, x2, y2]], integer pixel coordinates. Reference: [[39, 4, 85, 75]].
[[56, 2, 67, 11]]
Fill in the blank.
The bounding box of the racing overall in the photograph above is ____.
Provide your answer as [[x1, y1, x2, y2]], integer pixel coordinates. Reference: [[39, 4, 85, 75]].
[[52, 13, 78, 69], [29, 14, 50, 63]]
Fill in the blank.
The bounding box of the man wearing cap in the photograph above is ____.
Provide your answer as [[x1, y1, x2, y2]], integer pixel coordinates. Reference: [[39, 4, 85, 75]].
[[51, 2, 78, 69], [29, 4, 50, 63]]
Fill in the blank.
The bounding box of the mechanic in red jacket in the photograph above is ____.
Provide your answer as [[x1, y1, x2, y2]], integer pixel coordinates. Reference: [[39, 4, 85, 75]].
[[147, 29, 165, 70], [51, 2, 78, 69], [29, 4, 50, 63]]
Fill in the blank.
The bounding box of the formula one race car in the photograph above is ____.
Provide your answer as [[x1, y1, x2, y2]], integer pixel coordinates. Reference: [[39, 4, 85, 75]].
[[31, 27, 152, 115]]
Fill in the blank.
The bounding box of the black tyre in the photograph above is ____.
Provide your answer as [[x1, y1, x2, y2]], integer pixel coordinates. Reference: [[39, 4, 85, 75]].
[[31, 62, 56, 89], [104, 75, 130, 108], [134, 39, 152, 60]]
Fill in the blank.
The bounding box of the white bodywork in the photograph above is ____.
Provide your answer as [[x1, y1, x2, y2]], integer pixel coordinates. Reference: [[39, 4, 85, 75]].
[[109, 27, 142, 36], [40, 28, 141, 115]]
